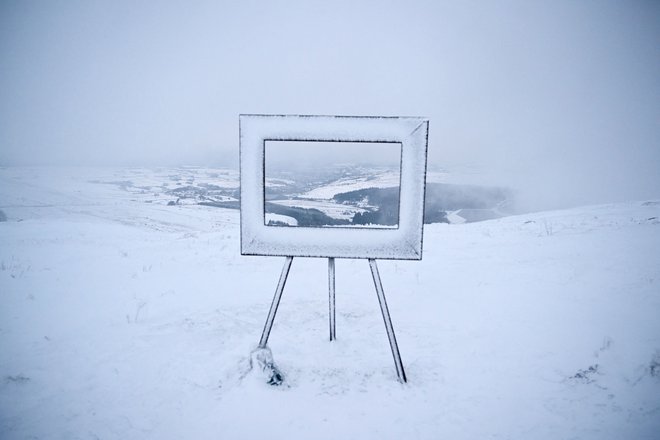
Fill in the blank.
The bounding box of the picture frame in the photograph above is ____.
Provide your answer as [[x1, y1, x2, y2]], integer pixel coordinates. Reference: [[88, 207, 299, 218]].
[[239, 114, 429, 260]]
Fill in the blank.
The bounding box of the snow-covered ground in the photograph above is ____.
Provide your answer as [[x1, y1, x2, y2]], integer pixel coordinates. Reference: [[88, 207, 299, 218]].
[[269, 199, 369, 220], [265, 213, 298, 226], [299, 169, 400, 200], [1, 167, 659, 439]]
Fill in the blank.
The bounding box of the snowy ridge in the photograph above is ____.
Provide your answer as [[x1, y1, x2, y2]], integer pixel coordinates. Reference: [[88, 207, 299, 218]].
[[265, 213, 298, 226], [0, 168, 659, 439], [269, 199, 368, 220], [299, 169, 401, 200]]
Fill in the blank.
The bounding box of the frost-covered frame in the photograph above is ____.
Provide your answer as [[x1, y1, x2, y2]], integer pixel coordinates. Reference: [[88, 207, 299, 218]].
[[240, 114, 429, 260]]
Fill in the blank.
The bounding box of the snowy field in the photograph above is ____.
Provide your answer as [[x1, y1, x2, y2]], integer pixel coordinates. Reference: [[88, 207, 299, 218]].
[[268, 199, 369, 220], [1, 167, 659, 439], [299, 169, 401, 200]]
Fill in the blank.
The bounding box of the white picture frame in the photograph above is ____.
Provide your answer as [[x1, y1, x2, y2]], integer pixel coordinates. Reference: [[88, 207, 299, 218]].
[[239, 114, 429, 260]]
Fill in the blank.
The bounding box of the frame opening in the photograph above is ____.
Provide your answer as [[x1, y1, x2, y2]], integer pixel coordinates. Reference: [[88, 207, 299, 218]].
[[264, 140, 402, 228]]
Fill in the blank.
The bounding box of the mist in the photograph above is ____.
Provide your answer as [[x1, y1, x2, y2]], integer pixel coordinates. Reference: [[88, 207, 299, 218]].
[[265, 141, 402, 171], [1, 0, 658, 212]]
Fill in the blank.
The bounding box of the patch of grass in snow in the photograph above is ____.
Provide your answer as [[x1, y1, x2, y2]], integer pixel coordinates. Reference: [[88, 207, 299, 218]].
[[650, 352, 660, 378], [4, 374, 30, 384], [570, 364, 600, 383]]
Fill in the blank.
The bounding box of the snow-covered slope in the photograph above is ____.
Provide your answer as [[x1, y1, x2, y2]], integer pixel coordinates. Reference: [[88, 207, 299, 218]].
[[299, 169, 401, 199], [1, 168, 659, 439]]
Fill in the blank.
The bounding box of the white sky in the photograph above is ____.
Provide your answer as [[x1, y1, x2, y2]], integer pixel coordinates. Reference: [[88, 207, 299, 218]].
[[1, 0, 658, 210], [265, 141, 401, 170]]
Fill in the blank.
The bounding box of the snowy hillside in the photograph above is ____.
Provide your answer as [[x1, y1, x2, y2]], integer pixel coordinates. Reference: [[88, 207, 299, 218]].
[[1, 167, 659, 439], [299, 169, 401, 199]]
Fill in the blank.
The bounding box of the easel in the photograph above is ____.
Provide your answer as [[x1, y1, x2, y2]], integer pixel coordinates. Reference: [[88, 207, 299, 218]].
[[257, 256, 407, 383]]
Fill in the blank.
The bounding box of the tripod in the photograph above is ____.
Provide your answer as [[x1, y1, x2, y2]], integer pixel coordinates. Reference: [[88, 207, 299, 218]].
[[257, 256, 407, 383]]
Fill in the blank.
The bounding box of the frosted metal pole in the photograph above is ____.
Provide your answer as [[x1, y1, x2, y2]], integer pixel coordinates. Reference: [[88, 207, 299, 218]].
[[368, 259, 407, 383], [258, 256, 293, 348], [328, 257, 336, 341]]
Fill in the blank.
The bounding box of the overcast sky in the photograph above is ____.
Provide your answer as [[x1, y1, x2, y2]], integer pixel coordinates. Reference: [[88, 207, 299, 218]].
[[1, 0, 658, 210]]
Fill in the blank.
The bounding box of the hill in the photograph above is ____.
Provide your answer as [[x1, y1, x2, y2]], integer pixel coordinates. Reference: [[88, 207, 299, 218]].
[[0, 167, 659, 439]]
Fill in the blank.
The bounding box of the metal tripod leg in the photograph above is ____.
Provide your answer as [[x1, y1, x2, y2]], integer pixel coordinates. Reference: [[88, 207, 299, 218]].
[[258, 256, 293, 348], [368, 259, 407, 383], [328, 257, 336, 341]]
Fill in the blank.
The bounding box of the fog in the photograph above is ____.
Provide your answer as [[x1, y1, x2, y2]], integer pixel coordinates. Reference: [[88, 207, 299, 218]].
[[265, 141, 401, 171], [1, 0, 658, 211]]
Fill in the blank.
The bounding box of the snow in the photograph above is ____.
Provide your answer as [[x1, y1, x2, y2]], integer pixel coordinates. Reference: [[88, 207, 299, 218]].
[[265, 213, 298, 226], [446, 210, 467, 224], [1, 167, 660, 439], [299, 169, 401, 200], [269, 199, 369, 220]]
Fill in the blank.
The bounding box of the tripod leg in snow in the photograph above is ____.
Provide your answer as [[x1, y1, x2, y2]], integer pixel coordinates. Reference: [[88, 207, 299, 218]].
[[328, 257, 336, 341], [258, 256, 293, 349], [368, 258, 407, 383]]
